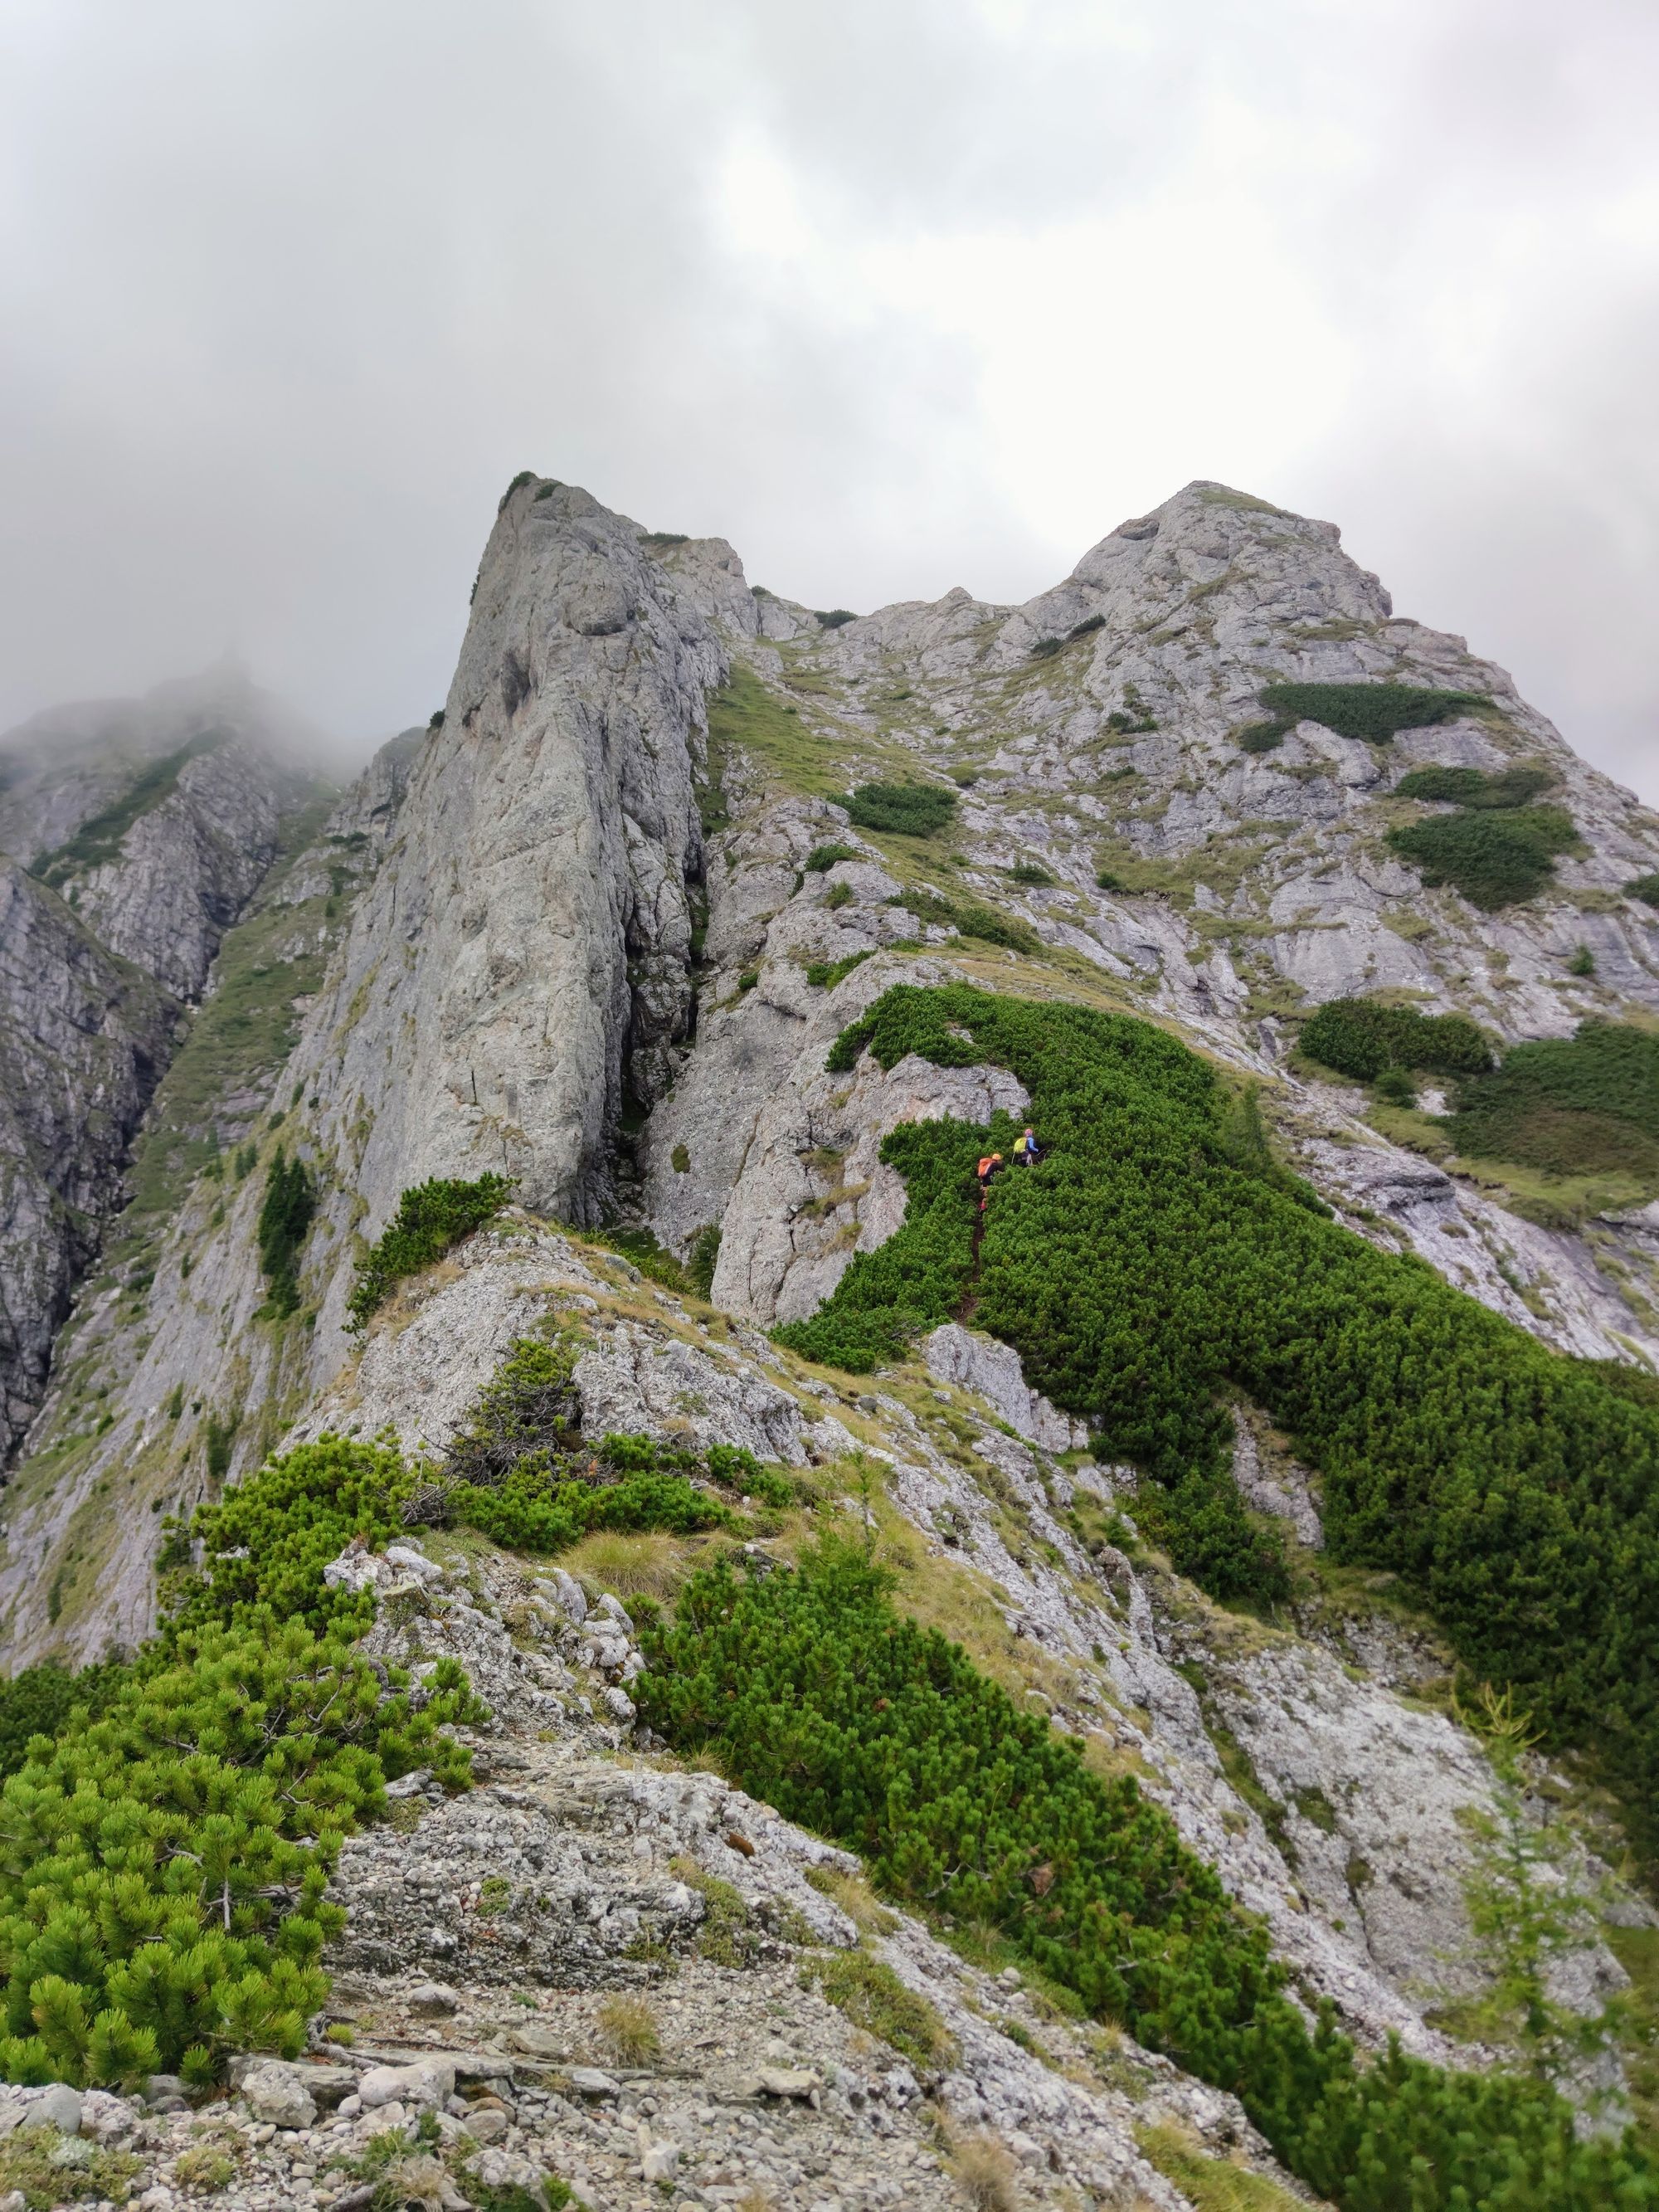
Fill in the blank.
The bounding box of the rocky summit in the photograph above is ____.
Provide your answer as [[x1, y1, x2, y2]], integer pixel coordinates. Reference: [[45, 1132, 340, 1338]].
[[2, 477, 1659, 2212]]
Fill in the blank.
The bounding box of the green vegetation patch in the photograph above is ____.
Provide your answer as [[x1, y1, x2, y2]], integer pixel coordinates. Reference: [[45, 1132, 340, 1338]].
[[590, 1225, 721, 1299], [639, 1540, 1659, 2210], [0, 1659, 127, 1782], [706, 665, 845, 804], [778, 982, 1659, 1851], [805, 949, 873, 991], [1386, 804, 1580, 909], [893, 889, 1037, 953], [842, 782, 957, 836], [798, 1947, 956, 2069], [1258, 682, 1488, 745], [0, 2127, 141, 2207], [256, 1151, 315, 1317], [1627, 874, 1659, 908], [805, 842, 859, 873], [1394, 764, 1555, 809], [346, 1172, 515, 1330], [1447, 1021, 1659, 1182], [1299, 997, 1493, 1084], [1029, 613, 1106, 660], [32, 734, 222, 885], [0, 1435, 476, 2090], [1136, 2123, 1304, 2210], [399, 1332, 775, 1554]]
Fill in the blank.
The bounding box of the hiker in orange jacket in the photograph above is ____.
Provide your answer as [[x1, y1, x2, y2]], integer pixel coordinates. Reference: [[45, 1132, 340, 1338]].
[[975, 1152, 1004, 1211]]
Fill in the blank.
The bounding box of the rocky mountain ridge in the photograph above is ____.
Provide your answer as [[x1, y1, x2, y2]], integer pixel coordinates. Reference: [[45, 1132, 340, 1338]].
[[2, 475, 1658, 2210], [0, 667, 339, 1464]]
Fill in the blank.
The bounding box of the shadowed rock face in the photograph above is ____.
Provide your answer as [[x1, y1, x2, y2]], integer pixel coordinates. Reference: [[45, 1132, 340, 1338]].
[[0, 860, 176, 1460], [0, 669, 337, 1467]]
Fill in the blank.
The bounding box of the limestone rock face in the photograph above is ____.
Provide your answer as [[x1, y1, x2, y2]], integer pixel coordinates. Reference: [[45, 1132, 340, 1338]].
[[921, 1324, 1087, 1452], [0, 668, 335, 1469], [290, 1239, 1635, 2103], [4, 475, 1658, 2164], [0, 862, 177, 1460], [0, 665, 329, 997], [280, 478, 723, 1260]]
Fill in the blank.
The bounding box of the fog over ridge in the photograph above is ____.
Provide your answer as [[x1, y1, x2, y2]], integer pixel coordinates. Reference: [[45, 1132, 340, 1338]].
[[0, 0, 1653, 796]]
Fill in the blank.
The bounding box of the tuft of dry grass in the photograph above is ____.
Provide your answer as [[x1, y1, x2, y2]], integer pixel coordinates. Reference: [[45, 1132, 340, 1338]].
[[558, 1528, 704, 1604], [949, 2131, 1020, 2212], [1135, 2123, 1305, 2210], [596, 1993, 662, 2066], [804, 1862, 899, 1936]]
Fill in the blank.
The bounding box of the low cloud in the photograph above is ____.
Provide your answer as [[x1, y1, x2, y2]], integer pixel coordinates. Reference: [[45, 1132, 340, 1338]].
[[0, 0, 1652, 793]]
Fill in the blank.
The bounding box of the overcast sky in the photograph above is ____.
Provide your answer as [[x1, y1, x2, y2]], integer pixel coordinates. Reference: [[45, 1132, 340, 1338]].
[[2, 0, 1656, 795]]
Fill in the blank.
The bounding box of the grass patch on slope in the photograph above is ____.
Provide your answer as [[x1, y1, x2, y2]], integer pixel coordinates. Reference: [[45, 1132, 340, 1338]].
[[705, 663, 852, 802], [1446, 1022, 1659, 1184], [117, 793, 340, 1240]]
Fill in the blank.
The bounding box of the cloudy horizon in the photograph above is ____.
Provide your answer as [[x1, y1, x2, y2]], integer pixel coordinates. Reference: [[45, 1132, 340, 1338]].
[[2, 0, 1655, 795]]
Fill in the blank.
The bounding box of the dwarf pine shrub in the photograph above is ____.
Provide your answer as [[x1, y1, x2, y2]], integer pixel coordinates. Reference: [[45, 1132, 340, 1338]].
[[1394, 763, 1555, 809], [779, 983, 1659, 1835], [256, 1150, 314, 1316], [1387, 802, 1580, 909], [346, 1172, 515, 1330], [638, 1541, 1659, 2210], [1299, 996, 1493, 1083], [805, 950, 873, 991], [840, 783, 956, 836], [0, 1435, 478, 2090], [1258, 682, 1488, 743]]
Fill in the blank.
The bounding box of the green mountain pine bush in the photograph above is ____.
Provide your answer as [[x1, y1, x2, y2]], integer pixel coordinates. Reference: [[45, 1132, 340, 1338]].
[[638, 1541, 1659, 2211], [346, 1172, 515, 1330], [840, 783, 956, 836], [1299, 997, 1493, 1083], [1257, 682, 1488, 744], [256, 1150, 315, 1316], [0, 1435, 477, 2089], [778, 983, 1659, 1837], [1394, 764, 1555, 808], [1387, 802, 1580, 909]]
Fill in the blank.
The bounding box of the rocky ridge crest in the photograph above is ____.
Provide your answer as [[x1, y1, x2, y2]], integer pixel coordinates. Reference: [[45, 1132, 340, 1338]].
[[3, 475, 1658, 2208]]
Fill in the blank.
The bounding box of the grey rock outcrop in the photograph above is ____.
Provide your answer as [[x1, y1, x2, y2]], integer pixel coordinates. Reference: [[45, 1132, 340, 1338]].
[[0, 667, 338, 1469], [267, 1233, 1631, 2160], [0, 664, 330, 997], [0, 860, 176, 1461], [280, 477, 725, 1268], [921, 1324, 1087, 1452]]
